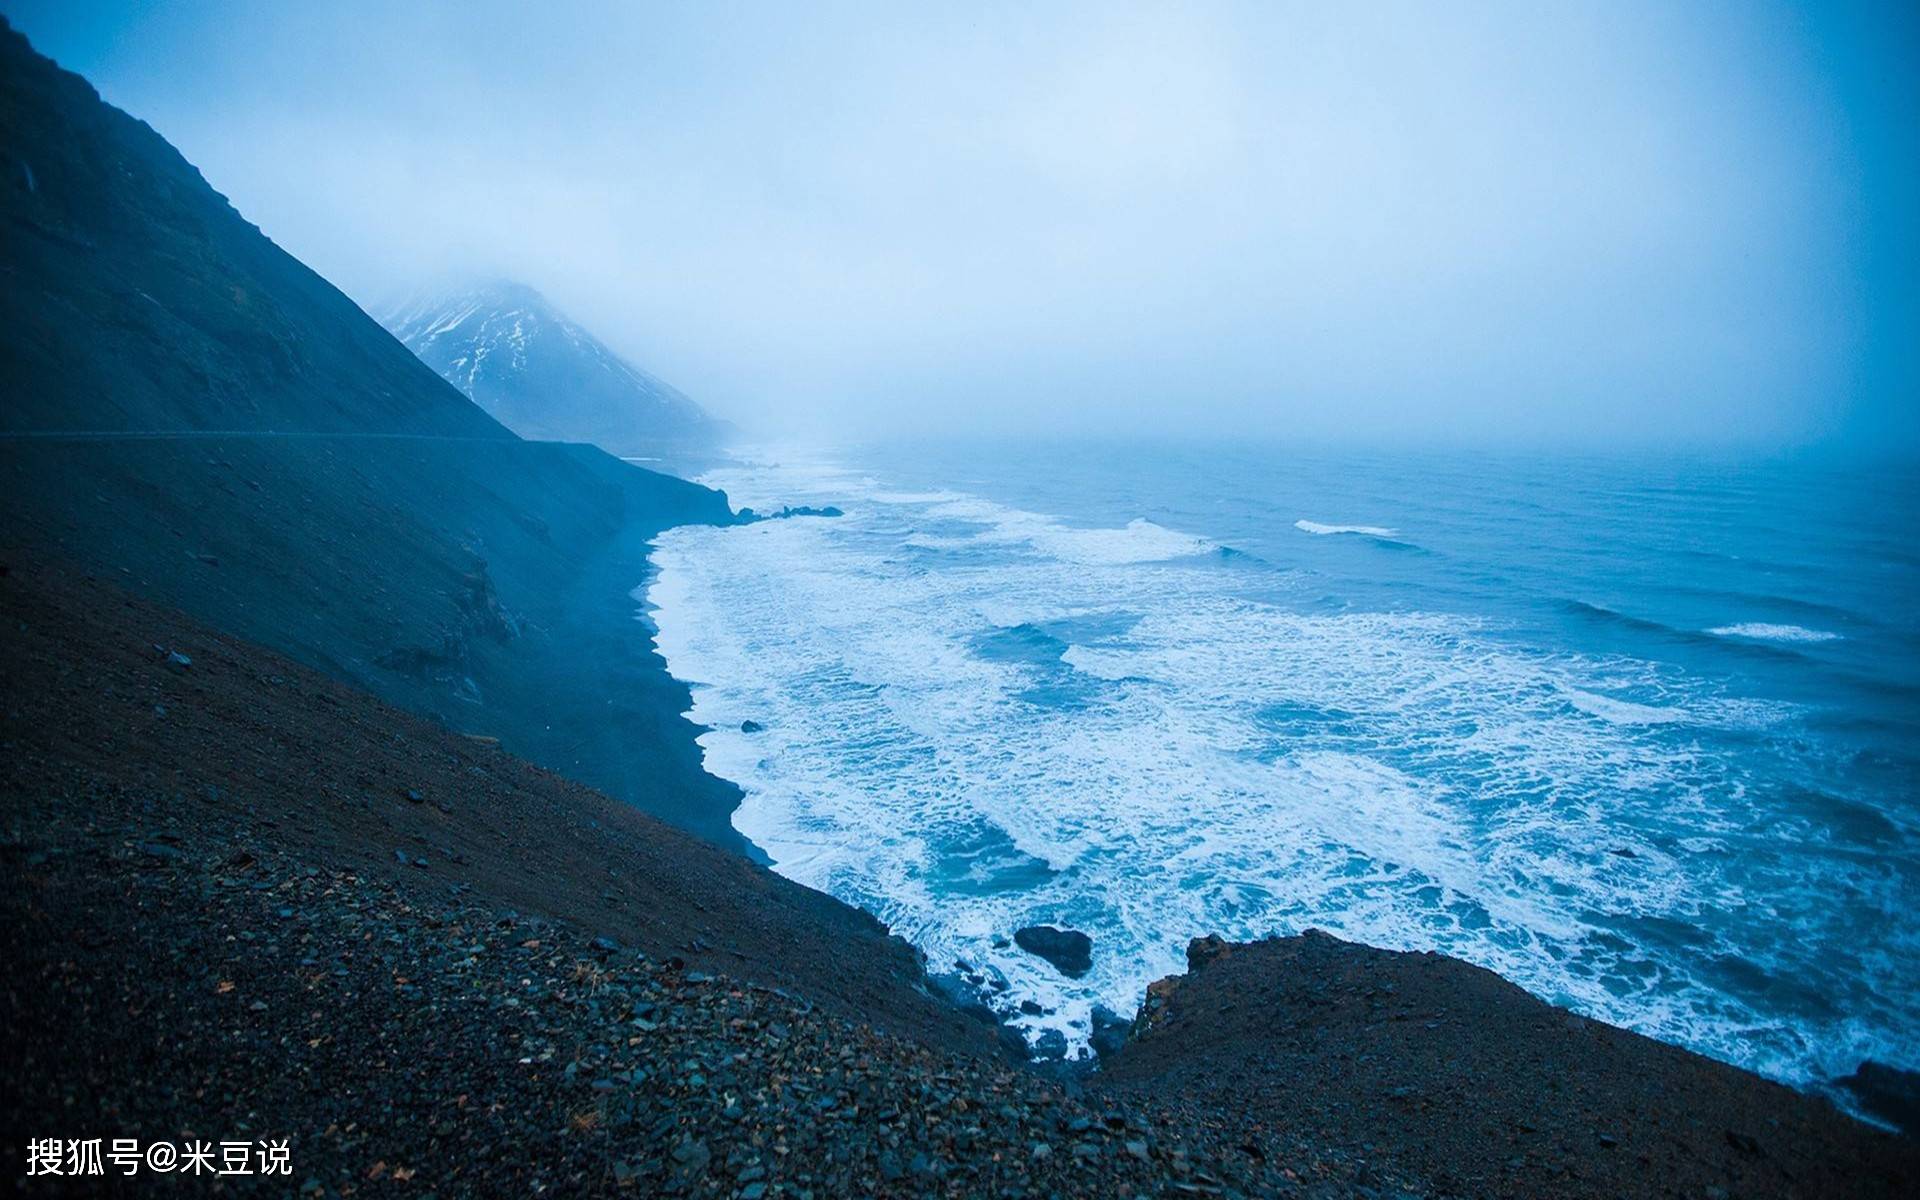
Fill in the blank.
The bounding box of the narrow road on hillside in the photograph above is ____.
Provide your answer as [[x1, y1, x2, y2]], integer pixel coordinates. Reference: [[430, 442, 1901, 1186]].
[[0, 430, 519, 442]]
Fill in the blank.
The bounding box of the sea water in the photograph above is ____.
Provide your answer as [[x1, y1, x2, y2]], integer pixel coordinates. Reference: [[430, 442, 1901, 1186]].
[[646, 437, 1918, 1096]]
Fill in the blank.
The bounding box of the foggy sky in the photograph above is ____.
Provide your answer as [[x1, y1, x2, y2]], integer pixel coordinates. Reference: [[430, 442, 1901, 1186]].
[[7, 1, 1916, 447]]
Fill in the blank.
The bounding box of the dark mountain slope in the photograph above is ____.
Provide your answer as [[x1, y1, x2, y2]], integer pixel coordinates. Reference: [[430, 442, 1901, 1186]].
[[384, 280, 727, 454], [0, 19, 744, 847], [0, 559, 998, 1058], [0, 23, 497, 437]]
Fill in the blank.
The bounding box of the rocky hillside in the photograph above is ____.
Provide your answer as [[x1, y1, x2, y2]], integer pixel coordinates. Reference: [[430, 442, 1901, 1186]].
[[383, 280, 726, 455], [0, 19, 745, 848], [5, 558, 1913, 1198], [1100, 932, 1918, 1199], [0, 560, 1396, 1199]]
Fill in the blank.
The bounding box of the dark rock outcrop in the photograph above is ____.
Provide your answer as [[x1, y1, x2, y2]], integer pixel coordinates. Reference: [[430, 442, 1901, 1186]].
[[739, 504, 845, 521], [1089, 1004, 1131, 1060], [1013, 925, 1092, 977], [1185, 932, 1234, 971], [1095, 930, 1919, 1199], [1844, 1061, 1920, 1138]]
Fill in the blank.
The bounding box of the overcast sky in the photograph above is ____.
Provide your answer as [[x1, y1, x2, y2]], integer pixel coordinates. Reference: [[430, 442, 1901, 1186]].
[[6, 1, 1916, 447]]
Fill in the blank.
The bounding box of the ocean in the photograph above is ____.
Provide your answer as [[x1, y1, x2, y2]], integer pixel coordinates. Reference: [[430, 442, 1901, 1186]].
[[646, 438, 1919, 1097]]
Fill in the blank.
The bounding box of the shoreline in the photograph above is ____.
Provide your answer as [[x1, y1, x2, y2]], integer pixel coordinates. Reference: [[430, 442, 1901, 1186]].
[[643, 453, 1917, 1125], [6, 15, 1913, 1194], [5, 556, 1913, 1197]]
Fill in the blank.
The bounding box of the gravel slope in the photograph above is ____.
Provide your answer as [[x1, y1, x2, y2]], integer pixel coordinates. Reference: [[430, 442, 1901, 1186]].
[[0, 558, 1395, 1197], [4, 559, 1912, 1198]]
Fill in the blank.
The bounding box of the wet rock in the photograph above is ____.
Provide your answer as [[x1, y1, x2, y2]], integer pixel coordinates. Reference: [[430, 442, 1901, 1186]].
[[1013, 925, 1092, 977], [746, 504, 844, 520], [1841, 1061, 1920, 1137], [1032, 1029, 1070, 1060], [1090, 1004, 1131, 1060], [1186, 934, 1233, 972], [996, 1025, 1031, 1061]]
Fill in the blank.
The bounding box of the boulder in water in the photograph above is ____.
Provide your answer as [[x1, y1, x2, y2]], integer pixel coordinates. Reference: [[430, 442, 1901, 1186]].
[[1013, 925, 1092, 977]]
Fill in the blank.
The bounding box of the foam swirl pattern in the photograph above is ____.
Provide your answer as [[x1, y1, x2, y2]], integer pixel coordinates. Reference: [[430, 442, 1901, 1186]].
[[647, 445, 1918, 1095]]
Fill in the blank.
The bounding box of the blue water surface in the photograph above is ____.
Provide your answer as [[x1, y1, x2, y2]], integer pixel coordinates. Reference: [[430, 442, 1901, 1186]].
[[647, 437, 1919, 1100]]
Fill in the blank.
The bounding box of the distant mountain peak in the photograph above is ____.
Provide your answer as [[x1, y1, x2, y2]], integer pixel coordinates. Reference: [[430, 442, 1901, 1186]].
[[381, 280, 724, 453]]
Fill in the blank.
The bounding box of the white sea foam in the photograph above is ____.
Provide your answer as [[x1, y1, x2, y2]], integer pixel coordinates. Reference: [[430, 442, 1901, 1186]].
[[1563, 688, 1689, 725], [648, 450, 1913, 1089], [915, 497, 1214, 565], [1295, 519, 1400, 538], [871, 489, 969, 505], [1707, 622, 1842, 644]]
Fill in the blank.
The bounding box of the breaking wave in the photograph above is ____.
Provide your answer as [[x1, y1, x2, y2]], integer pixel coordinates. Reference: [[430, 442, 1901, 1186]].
[[1295, 519, 1400, 539], [1708, 623, 1843, 644], [646, 446, 1918, 1099]]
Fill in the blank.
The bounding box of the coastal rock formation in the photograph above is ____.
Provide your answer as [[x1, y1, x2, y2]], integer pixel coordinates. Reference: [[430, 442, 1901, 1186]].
[[738, 504, 845, 520], [1844, 1061, 1920, 1138], [1185, 932, 1234, 971], [1097, 930, 1918, 1199], [1013, 925, 1093, 977], [1089, 1005, 1132, 1060]]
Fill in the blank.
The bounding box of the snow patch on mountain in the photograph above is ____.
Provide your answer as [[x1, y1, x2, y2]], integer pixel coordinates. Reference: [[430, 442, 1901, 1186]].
[[381, 280, 724, 452]]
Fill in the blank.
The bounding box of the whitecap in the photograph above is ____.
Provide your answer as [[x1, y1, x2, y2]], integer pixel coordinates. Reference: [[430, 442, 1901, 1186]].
[[917, 496, 1213, 565], [1563, 688, 1689, 725], [1706, 623, 1841, 644], [646, 449, 1913, 1088], [1294, 519, 1400, 538]]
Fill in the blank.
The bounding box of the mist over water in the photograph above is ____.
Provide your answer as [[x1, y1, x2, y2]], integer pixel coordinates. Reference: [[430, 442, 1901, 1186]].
[[650, 439, 1919, 1099]]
